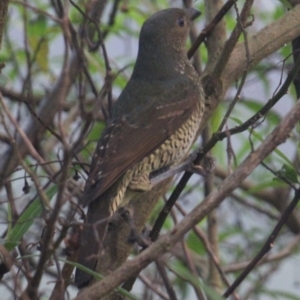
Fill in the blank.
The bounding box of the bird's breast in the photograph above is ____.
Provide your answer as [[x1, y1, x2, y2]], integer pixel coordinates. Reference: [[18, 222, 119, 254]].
[[133, 96, 204, 177]]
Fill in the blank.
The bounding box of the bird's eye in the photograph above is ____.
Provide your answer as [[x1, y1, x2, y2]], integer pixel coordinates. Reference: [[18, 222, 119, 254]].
[[177, 17, 185, 27]]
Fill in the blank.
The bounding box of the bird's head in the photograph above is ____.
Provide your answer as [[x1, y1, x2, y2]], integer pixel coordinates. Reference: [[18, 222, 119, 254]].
[[139, 8, 201, 54]]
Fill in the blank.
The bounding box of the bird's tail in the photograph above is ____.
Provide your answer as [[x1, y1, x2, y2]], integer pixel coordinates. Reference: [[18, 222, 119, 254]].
[[75, 195, 112, 288]]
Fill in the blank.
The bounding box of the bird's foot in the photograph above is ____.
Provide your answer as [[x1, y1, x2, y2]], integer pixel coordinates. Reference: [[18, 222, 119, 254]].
[[128, 227, 151, 248], [188, 155, 215, 177], [118, 207, 151, 248], [149, 154, 215, 186]]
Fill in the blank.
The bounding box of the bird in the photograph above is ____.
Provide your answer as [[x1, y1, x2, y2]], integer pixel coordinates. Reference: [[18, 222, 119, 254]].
[[75, 7, 204, 288]]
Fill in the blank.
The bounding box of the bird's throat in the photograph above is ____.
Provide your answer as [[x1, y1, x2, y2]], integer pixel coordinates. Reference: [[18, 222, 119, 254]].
[[131, 48, 187, 81]]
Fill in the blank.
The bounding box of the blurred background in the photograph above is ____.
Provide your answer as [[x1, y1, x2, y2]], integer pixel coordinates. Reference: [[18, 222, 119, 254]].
[[0, 0, 300, 299]]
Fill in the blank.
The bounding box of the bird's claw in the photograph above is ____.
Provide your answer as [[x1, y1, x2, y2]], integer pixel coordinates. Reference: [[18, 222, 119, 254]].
[[128, 229, 151, 248], [188, 155, 215, 177], [118, 207, 151, 248]]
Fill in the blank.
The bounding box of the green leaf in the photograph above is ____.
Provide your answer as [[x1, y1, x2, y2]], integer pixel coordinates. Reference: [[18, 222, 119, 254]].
[[278, 164, 299, 183], [61, 258, 139, 300], [210, 104, 225, 132], [28, 15, 47, 36], [0, 73, 9, 87], [260, 287, 300, 300], [27, 36, 49, 71], [229, 116, 243, 125], [88, 121, 106, 141], [239, 99, 281, 124], [27, 16, 49, 71], [278, 0, 293, 10], [36, 39, 49, 71], [230, 117, 294, 168], [251, 130, 293, 167], [168, 263, 225, 300], [273, 149, 293, 168], [186, 231, 205, 255], [248, 179, 286, 192], [4, 186, 57, 251]]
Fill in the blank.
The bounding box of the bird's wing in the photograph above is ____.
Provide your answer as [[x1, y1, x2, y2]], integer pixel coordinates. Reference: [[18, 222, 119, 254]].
[[82, 78, 201, 207]]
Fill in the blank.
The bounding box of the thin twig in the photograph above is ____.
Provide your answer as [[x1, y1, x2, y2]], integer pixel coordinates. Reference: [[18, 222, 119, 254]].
[[155, 259, 178, 300], [187, 0, 237, 59], [138, 273, 169, 300], [181, 240, 206, 300], [223, 234, 300, 273], [24, 150, 72, 299], [231, 193, 279, 220], [175, 203, 240, 300], [212, 0, 254, 79], [0, 95, 47, 167], [223, 188, 300, 298], [69, 0, 113, 116]]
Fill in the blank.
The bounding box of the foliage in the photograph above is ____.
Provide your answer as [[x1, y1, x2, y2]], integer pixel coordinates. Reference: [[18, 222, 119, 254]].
[[0, 0, 300, 300]]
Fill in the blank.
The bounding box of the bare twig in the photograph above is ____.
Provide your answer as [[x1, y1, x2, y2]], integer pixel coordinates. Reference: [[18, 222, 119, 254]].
[[155, 259, 178, 300], [102, 0, 121, 38], [138, 273, 169, 300], [175, 203, 240, 300], [223, 188, 300, 298], [11, 0, 61, 23], [0, 0, 9, 48], [223, 234, 300, 273], [212, 0, 254, 79], [231, 193, 280, 220], [181, 241, 206, 300], [187, 0, 237, 59], [24, 151, 72, 299]]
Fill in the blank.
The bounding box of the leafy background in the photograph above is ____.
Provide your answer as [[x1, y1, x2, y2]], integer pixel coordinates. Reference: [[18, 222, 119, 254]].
[[0, 0, 300, 299]]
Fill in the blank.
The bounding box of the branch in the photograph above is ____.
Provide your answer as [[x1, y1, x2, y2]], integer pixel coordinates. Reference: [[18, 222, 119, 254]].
[[73, 97, 300, 300], [212, 0, 254, 79], [0, 0, 109, 186], [187, 0, 234, 59], [223, 4, 300, 86], [216, 167, 300, 234], [223, 188, 300, 298], [0, 0, 9, 49], [223, 234, 300, 273], [150, 52, 300, 243]]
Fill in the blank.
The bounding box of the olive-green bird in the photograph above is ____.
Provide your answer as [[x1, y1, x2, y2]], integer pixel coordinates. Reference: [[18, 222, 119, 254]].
[[75, 7, 204, 288]]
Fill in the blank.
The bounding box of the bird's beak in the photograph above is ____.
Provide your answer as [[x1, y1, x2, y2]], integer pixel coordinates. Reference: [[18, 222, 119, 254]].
[[186, 8, 201, 21]]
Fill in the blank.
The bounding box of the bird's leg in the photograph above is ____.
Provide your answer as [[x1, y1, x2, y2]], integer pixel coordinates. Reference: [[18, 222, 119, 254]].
[[149, 161, 189, 186], [189, 154, 215, 176], [150, 153, 215, 186], [128, 173, 153, 192]]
